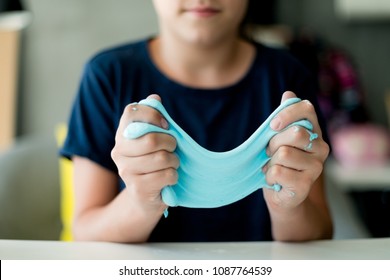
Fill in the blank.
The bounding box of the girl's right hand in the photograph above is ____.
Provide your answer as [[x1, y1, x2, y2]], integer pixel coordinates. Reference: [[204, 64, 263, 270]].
[[111, 94, 179, 215]]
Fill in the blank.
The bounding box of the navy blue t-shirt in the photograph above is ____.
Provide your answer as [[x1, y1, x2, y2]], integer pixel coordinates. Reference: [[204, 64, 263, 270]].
[[61, 38, 325, 242]]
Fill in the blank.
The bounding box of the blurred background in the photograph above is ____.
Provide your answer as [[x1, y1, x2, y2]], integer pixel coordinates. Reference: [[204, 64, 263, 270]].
[[0, 0, 389, 240]]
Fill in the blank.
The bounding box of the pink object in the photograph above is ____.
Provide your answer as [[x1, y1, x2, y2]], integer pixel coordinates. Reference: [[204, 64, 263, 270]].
[[331, 124, 390, 168]]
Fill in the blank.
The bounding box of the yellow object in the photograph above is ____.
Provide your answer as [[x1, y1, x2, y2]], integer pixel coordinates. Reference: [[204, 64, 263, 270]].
[[55, 124, 74, 241]]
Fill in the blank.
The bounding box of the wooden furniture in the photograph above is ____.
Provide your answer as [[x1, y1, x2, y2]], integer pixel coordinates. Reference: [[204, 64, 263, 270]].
[[0, 12, 31, 151], [0, 29, 20, 151]]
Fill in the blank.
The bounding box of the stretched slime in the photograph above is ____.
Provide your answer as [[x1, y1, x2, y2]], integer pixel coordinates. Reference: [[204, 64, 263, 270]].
[[123, 98, 318, 210]]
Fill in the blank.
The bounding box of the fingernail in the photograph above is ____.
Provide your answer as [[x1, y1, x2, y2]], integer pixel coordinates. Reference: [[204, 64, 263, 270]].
[[270, 117, 281, 130], [161, 118, 169, 129]]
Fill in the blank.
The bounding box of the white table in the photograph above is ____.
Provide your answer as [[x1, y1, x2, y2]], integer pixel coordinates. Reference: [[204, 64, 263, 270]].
[[1, 238, 389, 260]]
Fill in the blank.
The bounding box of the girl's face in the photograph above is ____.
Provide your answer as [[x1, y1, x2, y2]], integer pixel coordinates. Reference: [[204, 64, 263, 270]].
[[152, 0, 249, 46]]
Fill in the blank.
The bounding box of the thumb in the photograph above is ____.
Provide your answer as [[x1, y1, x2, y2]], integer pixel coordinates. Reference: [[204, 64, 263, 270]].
[[147, 94, 162, 103], [281, 91, 297, 104]]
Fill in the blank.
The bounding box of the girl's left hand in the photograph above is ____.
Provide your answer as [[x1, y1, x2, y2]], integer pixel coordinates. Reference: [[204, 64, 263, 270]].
[[262, 91, 330, 210]]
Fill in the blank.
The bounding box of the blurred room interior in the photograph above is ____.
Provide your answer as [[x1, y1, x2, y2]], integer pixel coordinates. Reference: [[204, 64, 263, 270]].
[[0, 0, 389, 241]]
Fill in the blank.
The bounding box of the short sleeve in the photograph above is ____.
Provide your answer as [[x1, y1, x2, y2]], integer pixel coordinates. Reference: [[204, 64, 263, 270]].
[[60, 57, 118, 172]]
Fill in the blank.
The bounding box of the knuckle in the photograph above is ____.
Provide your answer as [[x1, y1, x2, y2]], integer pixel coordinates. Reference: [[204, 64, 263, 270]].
[[294, 127, 307, 140], [314, 139, 330, 160], [312, 159, 324, 174], [277, 146, 292, 160], [154, 150, 170, 165], [164, 168, 178, 185], [156, 151, 180, 169], [124, 104, 137, 115], [118, 166, 132, 180], [268, 164, 283, 179], [110, 148, 118, 161], [321, 141, 330, 158], [303, 99, 315, 112], [142, 133, 160, 151]]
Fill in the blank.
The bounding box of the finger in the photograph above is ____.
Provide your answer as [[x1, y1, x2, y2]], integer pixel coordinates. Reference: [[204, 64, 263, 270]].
[[127, 168, 179, 197], [115, 132, 177, 157], [281, 90, 297, 103], [265, 164, 303, 190], [271, 97, 322, 137], [121, 151, 180, 175], [265, 146, 323, 173], [118, 103, 168, 136], [264, 164, 312, 199], [267, 125, 320, 157], [116, 95, 168, 140], [147, 94, 162, 102]]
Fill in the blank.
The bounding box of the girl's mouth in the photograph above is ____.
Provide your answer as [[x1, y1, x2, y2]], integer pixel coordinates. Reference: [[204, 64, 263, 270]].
[[185, 7, 220, 18]]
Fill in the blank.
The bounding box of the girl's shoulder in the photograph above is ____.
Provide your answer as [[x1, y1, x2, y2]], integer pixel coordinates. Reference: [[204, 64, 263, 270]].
[[86, 37, 152, 69]]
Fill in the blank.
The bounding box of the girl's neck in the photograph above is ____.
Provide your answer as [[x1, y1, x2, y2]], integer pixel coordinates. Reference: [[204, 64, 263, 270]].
[[149, 35, 255, 89]]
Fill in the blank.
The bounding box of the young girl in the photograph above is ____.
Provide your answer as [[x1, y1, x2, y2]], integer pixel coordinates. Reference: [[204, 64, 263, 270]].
[[61, 0, 333, 243]]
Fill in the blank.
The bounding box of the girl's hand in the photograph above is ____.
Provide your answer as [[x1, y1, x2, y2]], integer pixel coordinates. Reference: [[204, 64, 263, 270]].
[[262, 91, 330, 211], [111, 94, 179, 215]]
